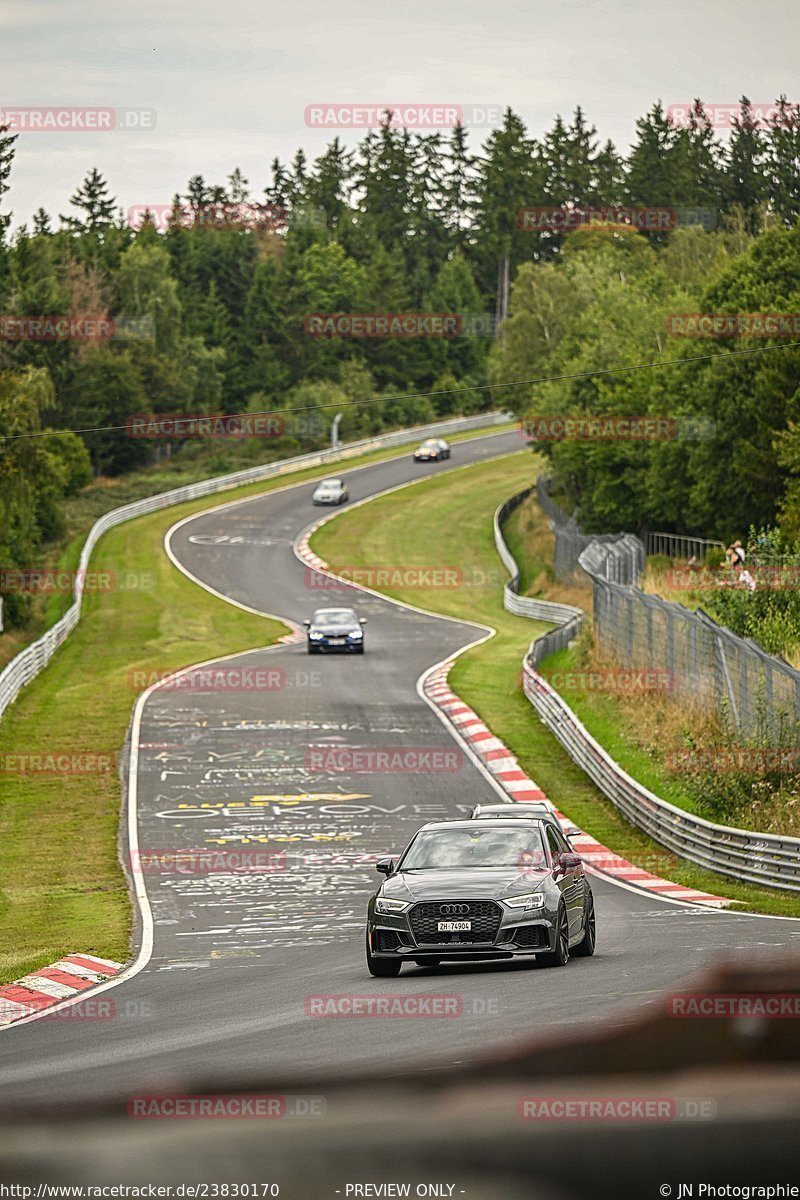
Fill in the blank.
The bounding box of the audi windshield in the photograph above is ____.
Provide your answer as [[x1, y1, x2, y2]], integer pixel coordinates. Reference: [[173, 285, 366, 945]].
[[400, 824, 547, 870]]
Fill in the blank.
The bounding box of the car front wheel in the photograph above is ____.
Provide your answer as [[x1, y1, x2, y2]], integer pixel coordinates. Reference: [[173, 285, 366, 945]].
[[571, 893, 596, 957], [538, 906, 570, 968]]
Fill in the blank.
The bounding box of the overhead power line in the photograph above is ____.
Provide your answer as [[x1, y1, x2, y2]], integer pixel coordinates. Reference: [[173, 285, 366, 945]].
[[2, 339, 800, 441]]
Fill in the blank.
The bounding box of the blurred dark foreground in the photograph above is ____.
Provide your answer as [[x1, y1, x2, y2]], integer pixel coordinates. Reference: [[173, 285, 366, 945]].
[[2, 959, 800, 1199]]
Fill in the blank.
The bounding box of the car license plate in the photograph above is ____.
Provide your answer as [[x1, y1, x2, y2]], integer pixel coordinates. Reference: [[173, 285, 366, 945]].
[[437, 920, 471, 932], [328, 637, 345, 645]]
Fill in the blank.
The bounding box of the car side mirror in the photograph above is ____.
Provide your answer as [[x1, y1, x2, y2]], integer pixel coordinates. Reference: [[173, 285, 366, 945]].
[[303, 619, 311, 628], [376, 856, 397, 876], [359, 617, 367, 625], [559, 852, 582, 870]]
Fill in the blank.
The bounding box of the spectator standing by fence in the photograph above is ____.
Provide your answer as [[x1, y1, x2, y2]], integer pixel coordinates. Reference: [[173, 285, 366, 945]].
[[725, 540, 746, 573]]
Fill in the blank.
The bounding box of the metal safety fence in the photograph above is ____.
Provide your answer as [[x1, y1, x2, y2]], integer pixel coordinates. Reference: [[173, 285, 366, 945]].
[[538, 474, 800, 736], [496, 484, 800, 892]]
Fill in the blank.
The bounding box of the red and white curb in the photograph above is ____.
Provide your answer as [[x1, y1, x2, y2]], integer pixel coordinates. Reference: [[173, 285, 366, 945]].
[[0, 954, 123, 1025], [424, 664, 728, 908], [297, 525, 339, 577], [296, 528, 728, 909]]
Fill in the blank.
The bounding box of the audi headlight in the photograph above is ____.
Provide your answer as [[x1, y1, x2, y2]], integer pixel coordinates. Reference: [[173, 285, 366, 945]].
[[375, 897, 411, 914], [505, 892, 546, 909]]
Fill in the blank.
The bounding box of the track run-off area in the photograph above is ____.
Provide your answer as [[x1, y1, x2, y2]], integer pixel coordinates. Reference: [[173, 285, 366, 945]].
[[2, 427, 800, 1110]]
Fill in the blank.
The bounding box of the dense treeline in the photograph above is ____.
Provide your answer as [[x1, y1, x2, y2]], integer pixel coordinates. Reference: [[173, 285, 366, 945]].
[[1, 97, 799, 627]]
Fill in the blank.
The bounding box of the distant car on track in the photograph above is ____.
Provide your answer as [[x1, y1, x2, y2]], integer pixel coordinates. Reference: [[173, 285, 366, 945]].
[[413, 438, 450, 462], [469, 801, 583, 841], [312, 477, 349, 505], [304, 606, 367, 654], [366, 818, 595, 976]]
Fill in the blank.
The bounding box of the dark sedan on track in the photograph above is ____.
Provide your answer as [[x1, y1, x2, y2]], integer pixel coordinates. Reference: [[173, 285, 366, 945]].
[[304, 606, 366, 654], [469, 801, 583, 841], [366, 818, 595, 976]]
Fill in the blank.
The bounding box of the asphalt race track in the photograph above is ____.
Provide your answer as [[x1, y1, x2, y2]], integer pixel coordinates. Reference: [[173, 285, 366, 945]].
[[2, 427, 800, 1110]]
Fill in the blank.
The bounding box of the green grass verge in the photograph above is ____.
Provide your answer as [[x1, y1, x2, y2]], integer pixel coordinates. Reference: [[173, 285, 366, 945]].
[[2, 419, 515, 672], [311, 454, 800, 918], [0, 423, 514, 985]]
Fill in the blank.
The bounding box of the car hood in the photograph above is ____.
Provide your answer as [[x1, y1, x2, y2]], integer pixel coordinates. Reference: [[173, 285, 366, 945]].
[[314, 487, 339, 495], [384, 867, 550, 901]]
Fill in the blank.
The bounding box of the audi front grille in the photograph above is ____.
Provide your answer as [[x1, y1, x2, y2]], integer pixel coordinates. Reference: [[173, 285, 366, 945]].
[[409, 901, 503, 945]]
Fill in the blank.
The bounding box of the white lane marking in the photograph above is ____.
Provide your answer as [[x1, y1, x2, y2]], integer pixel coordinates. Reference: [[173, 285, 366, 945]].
[[0, 429, 517, 1034]]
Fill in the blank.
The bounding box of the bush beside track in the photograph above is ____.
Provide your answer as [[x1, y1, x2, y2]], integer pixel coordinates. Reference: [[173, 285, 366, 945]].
[[310, 452, 800, 918]]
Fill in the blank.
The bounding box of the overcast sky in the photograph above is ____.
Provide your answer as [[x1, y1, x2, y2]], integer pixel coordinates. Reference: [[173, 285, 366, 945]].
[[2, 0, 798, 228]]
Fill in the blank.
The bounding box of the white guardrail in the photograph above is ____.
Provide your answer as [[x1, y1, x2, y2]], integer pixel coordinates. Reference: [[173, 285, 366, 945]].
[[0, 411, 512, 722], [494, 487, 800, 893]]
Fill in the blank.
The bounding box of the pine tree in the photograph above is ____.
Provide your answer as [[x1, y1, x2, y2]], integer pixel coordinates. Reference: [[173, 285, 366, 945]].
[[32, 208, 52, 236], [441, 124, 475, 249], [472, 108, 544, 321], [0, 123, 17, 243], [765, 96, 800, 226], [356, 120, 416, 255], [62, 167, 117, 232], [186, 174, 211, 211], [227, 168, 250, 205], [593, 139, 626, 205], [408, 132, 449, 295], [307, 137, 354, 230], [626, 102, 687, 206], [679, 100, 726, 207], [725, 97, 768, 233]]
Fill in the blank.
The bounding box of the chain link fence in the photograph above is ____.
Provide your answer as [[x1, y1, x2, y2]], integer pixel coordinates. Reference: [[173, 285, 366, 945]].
[[535, 476, 643, 584], [538, 475, 800, 737], [497, 485, 800, 891]]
